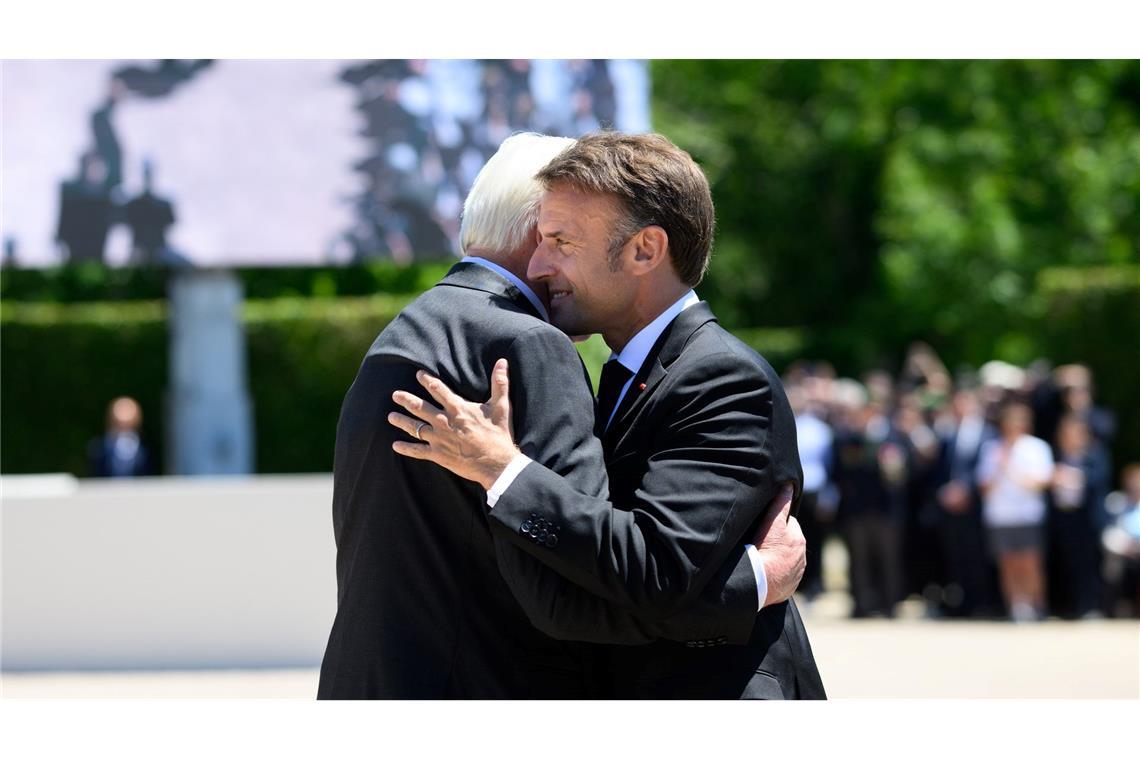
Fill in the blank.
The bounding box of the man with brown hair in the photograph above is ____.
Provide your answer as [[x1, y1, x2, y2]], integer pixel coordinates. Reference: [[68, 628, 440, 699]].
[[390, 131, 825, 698], [319, 132, 808, 699]]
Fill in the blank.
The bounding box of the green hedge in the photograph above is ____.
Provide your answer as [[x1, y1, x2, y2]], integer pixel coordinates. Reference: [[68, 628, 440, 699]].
[[0, 261, 454, 303], [1, 300, 171, 476], [2, 293, 613, 475], [1, 295, 412, 475], [243, 295, 412, 472], [7, 264, 1134, 476]]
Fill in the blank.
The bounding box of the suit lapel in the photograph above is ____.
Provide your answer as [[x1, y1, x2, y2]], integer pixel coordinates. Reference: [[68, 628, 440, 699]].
[[602, 302, 719, 450], [435, 261, 546, 321]]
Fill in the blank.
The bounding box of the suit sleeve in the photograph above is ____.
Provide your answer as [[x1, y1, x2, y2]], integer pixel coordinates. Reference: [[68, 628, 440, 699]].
[[490, 347, 782, 623], [490, 328, 761, 645]]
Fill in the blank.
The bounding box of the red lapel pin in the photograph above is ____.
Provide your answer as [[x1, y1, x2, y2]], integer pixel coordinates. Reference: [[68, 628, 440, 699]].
[[638, 383, 647, 392]]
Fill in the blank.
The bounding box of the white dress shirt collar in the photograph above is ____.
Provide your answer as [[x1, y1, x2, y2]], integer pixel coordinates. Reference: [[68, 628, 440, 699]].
[[610, 290, 700, 375], [461, 256, 549, 322]]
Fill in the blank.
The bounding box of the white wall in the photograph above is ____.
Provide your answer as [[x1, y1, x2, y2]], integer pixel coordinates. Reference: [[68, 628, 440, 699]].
[[1, 475, 337, 671]]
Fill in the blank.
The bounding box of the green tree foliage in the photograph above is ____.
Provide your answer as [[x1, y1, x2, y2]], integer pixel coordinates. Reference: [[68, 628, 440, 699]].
[[1038, 266, 1140, 473], [653, 60, 1140, 370]]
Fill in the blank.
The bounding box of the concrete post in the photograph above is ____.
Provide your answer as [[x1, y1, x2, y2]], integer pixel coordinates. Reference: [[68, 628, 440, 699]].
[[166, 269, 253, 475]]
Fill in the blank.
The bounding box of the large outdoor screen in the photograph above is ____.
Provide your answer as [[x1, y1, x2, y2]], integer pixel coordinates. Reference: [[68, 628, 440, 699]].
[[1, 59, 651, 269]]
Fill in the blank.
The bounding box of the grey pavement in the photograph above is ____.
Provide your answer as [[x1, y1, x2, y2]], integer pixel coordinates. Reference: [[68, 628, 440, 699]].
[[4, 538, 1137, 699], [4, 603, 1136, 699]]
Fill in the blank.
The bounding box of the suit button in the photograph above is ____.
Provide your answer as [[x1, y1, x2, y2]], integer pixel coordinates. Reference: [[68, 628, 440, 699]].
[[536, 528, 548, 540], [520, 521, 532, 534], [545, 534, 558, 548]]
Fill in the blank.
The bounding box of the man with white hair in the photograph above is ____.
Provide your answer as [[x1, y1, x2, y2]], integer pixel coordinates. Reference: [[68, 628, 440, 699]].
[[317, 133, 805, 698]]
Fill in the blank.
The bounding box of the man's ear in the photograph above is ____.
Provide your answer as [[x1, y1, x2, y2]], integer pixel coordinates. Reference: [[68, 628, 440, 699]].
[[630, 225, 669, 273]]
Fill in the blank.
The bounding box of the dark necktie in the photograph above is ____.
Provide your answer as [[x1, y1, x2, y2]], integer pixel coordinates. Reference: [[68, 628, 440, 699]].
[[595, 359, 634, 435]]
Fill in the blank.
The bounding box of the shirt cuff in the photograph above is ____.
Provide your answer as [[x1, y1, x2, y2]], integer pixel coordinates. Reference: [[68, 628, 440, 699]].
[[745, 543, 769, 611], [486, 453, 533, 508]]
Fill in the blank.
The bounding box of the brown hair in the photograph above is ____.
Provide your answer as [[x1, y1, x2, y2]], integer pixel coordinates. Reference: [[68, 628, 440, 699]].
[[998, 399, 1034, 432], [535, 131, 715, 286], [1121, 462, 1140, 484]]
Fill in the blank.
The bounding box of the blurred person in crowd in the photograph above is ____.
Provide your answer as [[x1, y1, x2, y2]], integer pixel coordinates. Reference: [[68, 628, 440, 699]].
[[87, 397, 151, 478], [894, 394, 944, 608], [1054, 364, 1116, 447], [864, 369, 895, 410], [1023, 358, 1060, 445], [124, 159, 177, 265], [833, 391, 908, 617], [55, 152, 115, 264], [318, 132, 811, 699], [935, 388, 1001, 618], [569, 60, 617, 129], [1101, 464, 1140, 616], [977, 401, 1055, 622], [899, 342, 953, 410], [978, 360, 1025, 421], [1048, 414, 1111, 619], [789, 380, 835, 601]]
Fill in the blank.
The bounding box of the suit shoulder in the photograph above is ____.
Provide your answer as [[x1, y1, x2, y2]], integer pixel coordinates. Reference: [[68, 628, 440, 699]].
[[507, 320, 578, 351], [501, 321, 583, 373], [366, 285, 555, 358], [680, 322, 781, 383], [667, 322, 798, 425]]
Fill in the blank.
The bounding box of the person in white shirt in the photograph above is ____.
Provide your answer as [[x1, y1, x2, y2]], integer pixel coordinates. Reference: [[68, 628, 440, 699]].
[[789, 382, 834, 600], [977, 400, 1055, 622]]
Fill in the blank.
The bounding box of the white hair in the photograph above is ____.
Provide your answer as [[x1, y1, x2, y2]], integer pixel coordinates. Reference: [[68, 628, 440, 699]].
[[460, 132, 575, 255]]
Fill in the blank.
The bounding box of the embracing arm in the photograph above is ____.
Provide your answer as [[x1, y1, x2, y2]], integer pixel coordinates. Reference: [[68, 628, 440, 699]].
[[485, 328, 766, 645], [493, 485, 797, 645], [487, 352, 779, 620], [389, 327, 791, 645], [391, 345, 796, 629]]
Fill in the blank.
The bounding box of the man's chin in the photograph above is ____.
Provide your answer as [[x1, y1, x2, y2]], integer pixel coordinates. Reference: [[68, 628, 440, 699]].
[[549, 313, 584, 338]]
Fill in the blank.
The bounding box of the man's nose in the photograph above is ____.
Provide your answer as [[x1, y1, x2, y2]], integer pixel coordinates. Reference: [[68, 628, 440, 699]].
[[527, 244, 554, 280]]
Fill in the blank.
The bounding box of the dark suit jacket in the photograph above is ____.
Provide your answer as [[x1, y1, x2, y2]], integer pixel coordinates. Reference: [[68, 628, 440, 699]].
[[489, 302, 826, 699], [938, 419, 999, 496], [317, 265, 770, 699], [86, 433, 151, 478]]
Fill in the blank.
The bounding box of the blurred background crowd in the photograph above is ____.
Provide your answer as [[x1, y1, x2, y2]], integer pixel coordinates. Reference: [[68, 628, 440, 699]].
[[784, 348, 1140, 622]]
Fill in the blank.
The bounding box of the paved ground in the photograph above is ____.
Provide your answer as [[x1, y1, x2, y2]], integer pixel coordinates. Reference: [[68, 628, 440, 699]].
[[5, 539, 1136, 699], [805, 610, 1139, 698], [4, 601, 1136, 699]]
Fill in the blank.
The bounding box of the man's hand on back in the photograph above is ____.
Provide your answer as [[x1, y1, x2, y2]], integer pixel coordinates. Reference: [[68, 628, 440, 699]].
[[390, 360, 809, 609], [753, 484, 807, 607], [388, 359, 519, 491]]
